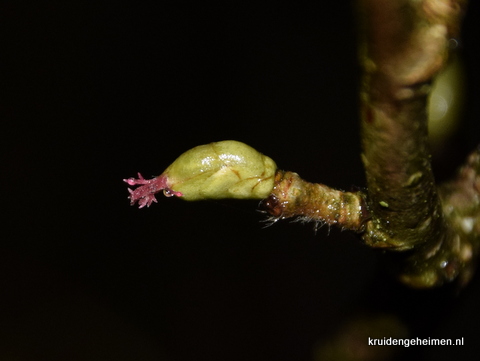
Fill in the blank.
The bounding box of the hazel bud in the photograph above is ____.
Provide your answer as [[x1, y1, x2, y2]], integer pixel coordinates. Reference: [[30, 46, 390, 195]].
[[124, 140, 277, 207]]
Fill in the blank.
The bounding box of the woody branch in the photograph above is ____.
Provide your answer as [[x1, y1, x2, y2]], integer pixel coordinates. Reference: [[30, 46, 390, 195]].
[[264, 0, 479, 288]]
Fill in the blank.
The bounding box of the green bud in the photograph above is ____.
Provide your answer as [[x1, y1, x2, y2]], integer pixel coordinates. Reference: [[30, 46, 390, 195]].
[[165, 140, 277, 200], [124, 140, 277, 207]]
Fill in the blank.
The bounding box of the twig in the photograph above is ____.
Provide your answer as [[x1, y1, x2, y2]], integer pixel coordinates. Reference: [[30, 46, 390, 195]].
[[264, 0, 477, 288]]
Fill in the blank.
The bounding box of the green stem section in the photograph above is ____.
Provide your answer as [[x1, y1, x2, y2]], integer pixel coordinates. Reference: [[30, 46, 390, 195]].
[[262, 170, 368, 231]]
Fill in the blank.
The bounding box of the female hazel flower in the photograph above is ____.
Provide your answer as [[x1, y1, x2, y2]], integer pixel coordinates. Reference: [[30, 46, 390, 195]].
[[124, 140, 277, 208]]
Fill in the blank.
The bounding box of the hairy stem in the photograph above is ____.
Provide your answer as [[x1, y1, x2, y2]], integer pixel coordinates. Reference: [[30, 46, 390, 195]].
[[262, 171, 368, 231]]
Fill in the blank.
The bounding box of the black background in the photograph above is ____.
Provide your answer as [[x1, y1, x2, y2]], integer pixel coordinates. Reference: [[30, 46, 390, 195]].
[[2, 2, 480, 360]]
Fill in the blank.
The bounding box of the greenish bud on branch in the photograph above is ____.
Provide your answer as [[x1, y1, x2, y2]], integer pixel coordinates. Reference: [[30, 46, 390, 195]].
[[124, 140, 277, 207]]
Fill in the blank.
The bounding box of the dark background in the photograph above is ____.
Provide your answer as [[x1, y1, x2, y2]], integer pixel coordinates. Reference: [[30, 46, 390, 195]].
[[2, 2, 480, 360]]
